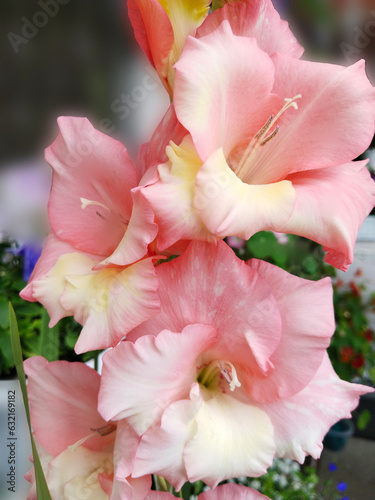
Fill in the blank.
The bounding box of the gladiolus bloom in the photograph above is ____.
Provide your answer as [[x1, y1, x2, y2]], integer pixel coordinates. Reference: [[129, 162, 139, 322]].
[[24, 357, 151, 500], [21, 117, 160, 353], [142, 13, 375, 270], [99, 242, 372, 489]]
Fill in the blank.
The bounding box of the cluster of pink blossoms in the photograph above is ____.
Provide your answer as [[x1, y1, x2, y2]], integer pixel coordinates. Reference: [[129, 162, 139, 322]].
[[22, 0, 375, 499]]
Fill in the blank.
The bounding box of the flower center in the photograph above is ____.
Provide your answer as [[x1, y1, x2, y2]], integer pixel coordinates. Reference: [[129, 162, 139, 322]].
[[234, 94, 302, 180], [197, 360, 241, 392]]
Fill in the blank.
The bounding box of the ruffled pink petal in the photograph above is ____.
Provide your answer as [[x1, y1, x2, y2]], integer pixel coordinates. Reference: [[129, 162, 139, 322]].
[[110, 475, 151, 500], [26, 246, 159, 354], [199, 484, 271, 500], [142, 135, 217, 249], [20, 234, 78, 323], [133, 384, 202, 491], [259, 354, 373, 463], [98, 324, 217, 433], [127, 241, 282, 375], [157, 238, 190, 258], [46, 116, 137, 257], [24, 357, 113, 457], [184, 393, 275, 488], [174, 21, 279, 161], [145, 493, 175, 500], [97, 189, 158, 268], [245, 260, 334, 402], [280, 161, 375, 271], [98, 473, 114, 497], [60, 257, 160, 354], [113, 420, 141, 479], [145, 491, 176, 500], [251, 56, 375, 184], [194, 148, 296, 239], [197, 0, 303, 58], [23, 246, 102, 328], [127, 0, 174, 94], [105, 420, 152, 500]]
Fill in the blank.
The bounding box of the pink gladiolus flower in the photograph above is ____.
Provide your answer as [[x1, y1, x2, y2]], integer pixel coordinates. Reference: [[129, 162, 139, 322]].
[[127, 0, 302, 97], [99, 242, 372, 489], [142, 11, 375, 270], [145, 483, 270, 499], [127, 0, 211, 96], [24, 356, 151, 500], [21, 117, 160, 353]]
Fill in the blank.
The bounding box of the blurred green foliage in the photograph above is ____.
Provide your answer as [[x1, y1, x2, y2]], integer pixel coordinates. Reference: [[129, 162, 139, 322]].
[[329, 277, 375, 385], [232, 231, 335, 280]]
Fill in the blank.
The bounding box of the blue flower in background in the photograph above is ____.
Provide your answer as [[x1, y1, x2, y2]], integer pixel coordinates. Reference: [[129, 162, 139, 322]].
[[9, 243, 42, 281], [328, 462, 337, 472], [337, 481, 347, 492]]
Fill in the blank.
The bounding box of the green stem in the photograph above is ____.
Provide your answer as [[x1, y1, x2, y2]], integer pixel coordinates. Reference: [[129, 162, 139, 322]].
[[154, 475, 171, 492], [40, 308, 59, 361]]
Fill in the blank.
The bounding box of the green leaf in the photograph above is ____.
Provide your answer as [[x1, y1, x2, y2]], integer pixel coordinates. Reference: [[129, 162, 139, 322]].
[[9, 303, 52, 500], [0, 329, 14, 373], [39, 308, 60, 361], [193, 480, 205, 495], [0, 296, 10, 328], [247, 231, 288, 268], [357, 409, 372, 431], [15, 302, 42, 316]]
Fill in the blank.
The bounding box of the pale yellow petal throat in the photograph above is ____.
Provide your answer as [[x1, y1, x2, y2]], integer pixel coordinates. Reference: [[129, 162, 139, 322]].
[[159, 0, 211, 90]]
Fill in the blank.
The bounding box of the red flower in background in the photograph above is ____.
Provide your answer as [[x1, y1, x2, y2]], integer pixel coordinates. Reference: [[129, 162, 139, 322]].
[[352, 354, 365, 369], [340, 346, 354, 364], [365, 329, 373, 342], [349, 281, 361, 296]]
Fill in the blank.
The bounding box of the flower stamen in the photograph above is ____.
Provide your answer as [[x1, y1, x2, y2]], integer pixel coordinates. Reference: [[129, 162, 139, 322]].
[[90, 424, 117, 437], [254, 114, 274, 140], [67, 424, 116, 453], [96, 211, 107, 221], [198, 359, 241, 392], [218, 361, 241, 391], [260, 126, 280, 146], [80, 197, 128, 227], [235, 94, 302, 180]]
